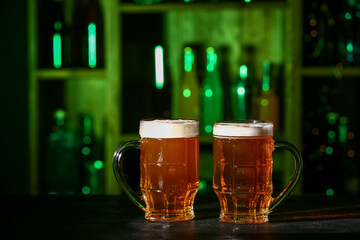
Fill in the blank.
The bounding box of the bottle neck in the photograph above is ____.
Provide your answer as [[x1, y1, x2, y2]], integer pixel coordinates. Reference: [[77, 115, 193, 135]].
[[262, 60, 270, 92], [184, 48, 194, 72], [206, 47, 217, 73]]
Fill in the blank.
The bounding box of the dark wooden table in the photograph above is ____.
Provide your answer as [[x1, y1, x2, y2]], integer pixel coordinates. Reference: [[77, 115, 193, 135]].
[[2, 193, 360, 239]]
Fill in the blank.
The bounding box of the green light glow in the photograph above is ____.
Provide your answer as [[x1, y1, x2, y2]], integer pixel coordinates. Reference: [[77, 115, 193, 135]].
[[83, 136, 91, 144], [327, 113, 337, 125], [340, 116, 348, 124], [328, 131, 335, 139], [56, 118, 64, 126], [54, 21, 62, 31], [54, 109, 65, 119], [339, 117, 348, 144], [154, 45, 164, 90], [244, 0, 251, 2], [239, 65, 248, 79], [88, 22, 96, 68], [82, 147, 90, 156], [184, 47, 194, 72], [326, 188, 334, 196], [235, 80, 247, 120], [82, 186, 91, 195], [84, 117, 92, 127], [54, 109, 65, 126], [199, 180, 207, 191], [206, 47, 217, 72], [261, 98, 269, 106], [83, 116, 92, 136], [262, 60, 270, 92], [94, 160, 103, 169], [205, 125, 213, 133], [183, 88, 191, 98], [205, 88, 213, 98], [325, 146, 334, 155], [347, 42, 354, 53], [345, 12, 352, 20], [53, 33, 62, 68], [237, 85, 246, 96]]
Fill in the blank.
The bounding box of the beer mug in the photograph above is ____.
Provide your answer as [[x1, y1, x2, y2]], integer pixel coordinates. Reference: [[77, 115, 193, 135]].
[[113, 119, 199, 222], [212, 120, 303, 224]]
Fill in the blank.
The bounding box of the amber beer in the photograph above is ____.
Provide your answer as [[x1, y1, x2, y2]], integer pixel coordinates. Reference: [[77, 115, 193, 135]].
[[213, 121, 275, 224], [140, 120, 199, 221], [140, 136, 199, 221], [113, 119, 199, 222]]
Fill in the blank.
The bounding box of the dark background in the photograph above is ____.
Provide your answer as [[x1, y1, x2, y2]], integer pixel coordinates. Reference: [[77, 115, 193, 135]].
[[0, 0, 29, 194]]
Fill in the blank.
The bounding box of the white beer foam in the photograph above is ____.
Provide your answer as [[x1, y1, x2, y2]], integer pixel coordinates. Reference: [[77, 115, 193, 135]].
[[140, 119, 199, 138], [213, 121, 273, 137]]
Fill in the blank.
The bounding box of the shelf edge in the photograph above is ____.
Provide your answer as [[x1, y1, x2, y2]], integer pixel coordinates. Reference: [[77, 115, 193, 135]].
[[36, 69, 106, 80]]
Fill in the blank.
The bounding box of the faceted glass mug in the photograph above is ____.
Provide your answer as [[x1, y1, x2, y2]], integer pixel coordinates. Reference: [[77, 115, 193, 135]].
[[113, 119, 199, 222], [212, 120, 303, 224]]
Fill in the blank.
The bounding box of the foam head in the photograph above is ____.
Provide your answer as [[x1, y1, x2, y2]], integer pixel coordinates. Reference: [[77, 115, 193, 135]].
[[213, 120, 273, 137], [140, 119, 199, 138]]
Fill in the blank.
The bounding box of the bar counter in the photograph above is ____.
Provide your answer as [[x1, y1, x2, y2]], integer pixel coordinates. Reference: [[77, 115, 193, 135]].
[[3, 193, 360, 239]]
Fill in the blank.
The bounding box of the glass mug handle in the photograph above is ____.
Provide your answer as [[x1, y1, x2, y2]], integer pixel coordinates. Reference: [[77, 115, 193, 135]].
[[269, 140, 303, 212], [113, 140, 146, 212]]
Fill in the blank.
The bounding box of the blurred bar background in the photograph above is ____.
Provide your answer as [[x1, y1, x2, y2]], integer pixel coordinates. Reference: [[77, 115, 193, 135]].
[[1, 0, 359, 196]]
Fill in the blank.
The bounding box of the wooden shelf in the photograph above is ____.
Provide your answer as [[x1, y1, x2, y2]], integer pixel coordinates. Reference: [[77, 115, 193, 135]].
[[301, 67, 360, 78], [36, 69, 105, 80], [119, 1, 287, 13]]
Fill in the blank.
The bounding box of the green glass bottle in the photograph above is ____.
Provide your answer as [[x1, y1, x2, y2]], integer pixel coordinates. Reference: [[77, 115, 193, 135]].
[[179, 47, 200, 120], [52, 0, 64, 69], [258, 60, 280, 132], [85, 0, 104, 68], [79, 113, 103, 195], [46, 109, 78, 194], [201, 47, 223, 134], [232, 65, 248, 120], [153, 45, 171, 119]]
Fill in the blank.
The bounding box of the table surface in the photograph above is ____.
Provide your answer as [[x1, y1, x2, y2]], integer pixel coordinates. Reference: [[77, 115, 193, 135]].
[[2, 193, 360, 239]]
